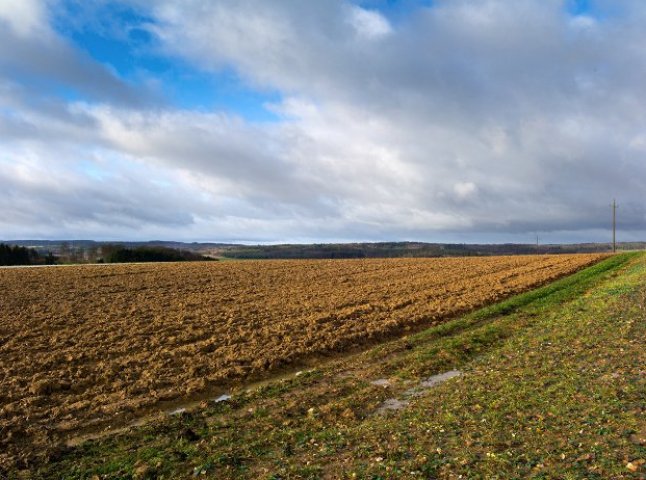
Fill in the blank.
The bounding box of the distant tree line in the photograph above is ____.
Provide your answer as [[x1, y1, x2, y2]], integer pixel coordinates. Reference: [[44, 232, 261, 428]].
[[218, 241, 621, 260], [0, 242, 212, 266], [220, 242, 474, 259], [0, 243, 55, 266], [100, 245, 211, 263], [4, 239, 626, 265]]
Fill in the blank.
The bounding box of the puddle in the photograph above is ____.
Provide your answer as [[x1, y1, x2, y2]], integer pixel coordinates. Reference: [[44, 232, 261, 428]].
[[168, 393, 231, 416], [376, 370, 462, 415], [370, 378, 390, 387], [411, 370, 461, 395], [377, 398, 409, 413]]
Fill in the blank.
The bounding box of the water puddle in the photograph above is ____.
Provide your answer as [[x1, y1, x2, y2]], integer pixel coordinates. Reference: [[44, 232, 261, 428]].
[[370, 378, 391, 387], [376, 370, 462, 415], [378, 398, 409, 412], [169, 393, 231, 416], [410, 370, 461, 395]]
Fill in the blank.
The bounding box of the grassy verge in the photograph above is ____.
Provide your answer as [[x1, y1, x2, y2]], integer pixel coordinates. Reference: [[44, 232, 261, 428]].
[[27, 253, 645, 479]]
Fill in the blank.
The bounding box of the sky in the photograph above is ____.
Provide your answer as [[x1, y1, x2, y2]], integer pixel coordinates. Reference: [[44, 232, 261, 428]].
[[1, 0, 645, 244]]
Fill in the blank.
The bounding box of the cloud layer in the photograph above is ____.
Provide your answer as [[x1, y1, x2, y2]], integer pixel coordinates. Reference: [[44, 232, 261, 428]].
[[1, 0, 645, 242]]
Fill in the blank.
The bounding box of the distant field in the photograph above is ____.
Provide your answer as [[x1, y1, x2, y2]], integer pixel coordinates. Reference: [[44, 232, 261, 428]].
[[0, 254, 606, 469]]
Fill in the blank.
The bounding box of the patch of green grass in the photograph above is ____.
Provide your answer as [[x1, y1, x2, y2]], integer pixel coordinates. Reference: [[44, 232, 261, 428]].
[[413, 253, 634, 341], [30, 253, 645, 479]]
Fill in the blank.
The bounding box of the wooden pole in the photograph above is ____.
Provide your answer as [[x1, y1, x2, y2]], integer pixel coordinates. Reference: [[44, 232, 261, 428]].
[[612, 198, 617, 253]]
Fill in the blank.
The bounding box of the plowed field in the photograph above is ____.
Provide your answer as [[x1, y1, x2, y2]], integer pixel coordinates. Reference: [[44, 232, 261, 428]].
[[0, 254, 605, 468]]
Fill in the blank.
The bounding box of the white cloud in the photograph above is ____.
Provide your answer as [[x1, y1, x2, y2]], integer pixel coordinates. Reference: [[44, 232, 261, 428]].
[[347, 6, 392, 40], [453, 182, 477, 200], [570, 14, 597, 30], [0, 0, 49, 37]]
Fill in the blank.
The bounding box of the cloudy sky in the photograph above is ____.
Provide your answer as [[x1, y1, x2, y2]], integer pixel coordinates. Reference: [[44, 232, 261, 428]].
[[1, 0, 645, 243]]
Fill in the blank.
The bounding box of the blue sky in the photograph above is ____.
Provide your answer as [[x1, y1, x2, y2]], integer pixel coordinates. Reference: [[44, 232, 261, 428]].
[[1, 0, 645, 243], [568, 0, 592, 15], [50, 1, 282, 120]]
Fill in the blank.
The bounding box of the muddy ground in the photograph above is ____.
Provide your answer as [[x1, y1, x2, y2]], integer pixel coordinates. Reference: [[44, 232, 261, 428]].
[[0, 254, 605, 469]]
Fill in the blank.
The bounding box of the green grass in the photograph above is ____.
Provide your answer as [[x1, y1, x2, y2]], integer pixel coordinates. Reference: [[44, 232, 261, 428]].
[[22, 253, 646, 479]]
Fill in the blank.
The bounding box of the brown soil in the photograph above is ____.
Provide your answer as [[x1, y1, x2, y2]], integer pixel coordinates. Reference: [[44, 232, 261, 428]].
[[0, 254, 605, 469]]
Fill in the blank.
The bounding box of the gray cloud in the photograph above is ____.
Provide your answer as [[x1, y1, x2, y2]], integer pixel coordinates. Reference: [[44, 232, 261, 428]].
[[1, 0, 646, 242]]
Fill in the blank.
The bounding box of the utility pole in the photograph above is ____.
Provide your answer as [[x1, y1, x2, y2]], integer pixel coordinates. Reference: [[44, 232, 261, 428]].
[[612, 199, 617, 253], [536, 233, 540, 254]]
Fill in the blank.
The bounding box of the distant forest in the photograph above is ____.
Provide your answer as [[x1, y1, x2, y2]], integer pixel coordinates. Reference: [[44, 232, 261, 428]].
[[101, 245, 211, 263], [2, 240, 638, 264], [217, 241, 627, 259], [0, 243, 55, 266], [0, 243, 210, 266]]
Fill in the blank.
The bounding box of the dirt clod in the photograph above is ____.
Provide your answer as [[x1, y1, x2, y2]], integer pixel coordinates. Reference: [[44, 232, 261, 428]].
[[178, 428, 199, 442]]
